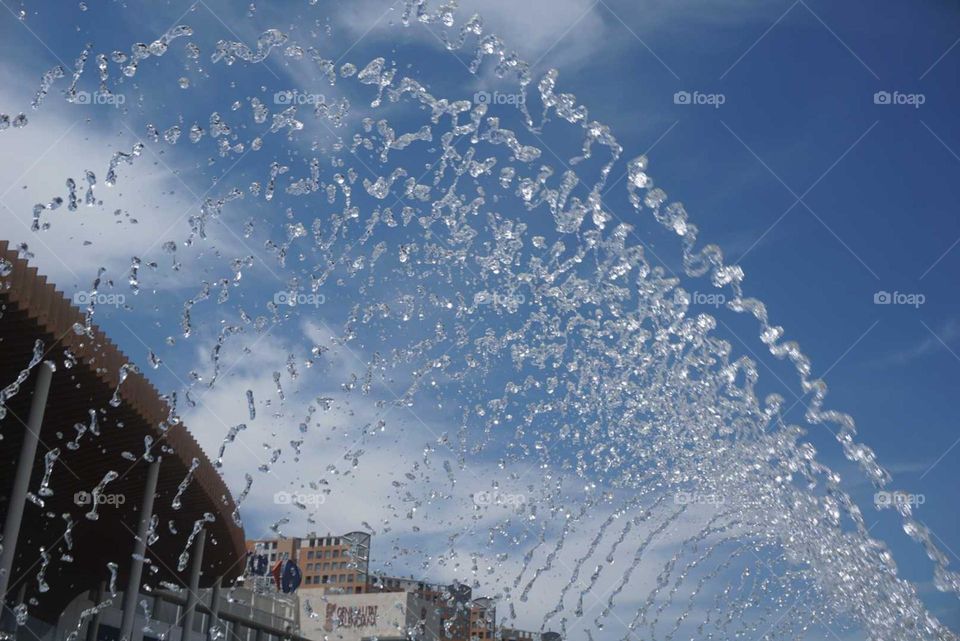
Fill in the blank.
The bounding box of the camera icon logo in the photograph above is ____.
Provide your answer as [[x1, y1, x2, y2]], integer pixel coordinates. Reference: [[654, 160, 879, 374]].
[[74, 91, 92, 105], [274, 91, 292, 105], [73, 291, 91, 306], [274, 491, 291, 505], [473, 91, 491, 105], [673, 91, 691, 105], [873, 291, 891, 305], [74, 491, 92, 505], [873, 91, 891, 105], [272, 291, 324, 307]]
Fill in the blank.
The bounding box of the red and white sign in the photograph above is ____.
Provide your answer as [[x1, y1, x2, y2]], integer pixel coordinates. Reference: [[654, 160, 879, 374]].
[[324, 604, 379, 630]]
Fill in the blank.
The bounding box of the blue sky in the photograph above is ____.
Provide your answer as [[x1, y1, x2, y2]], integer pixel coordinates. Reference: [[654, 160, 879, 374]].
[[1, 0, 959, 637]]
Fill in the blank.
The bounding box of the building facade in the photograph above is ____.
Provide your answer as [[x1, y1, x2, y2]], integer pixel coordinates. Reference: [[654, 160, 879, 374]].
[[247, 534, 561, 641], [298, 590, 440, 641], [368, 575, 473, 640], [469, 597, 496, 641], [246, 532, 371, 594]]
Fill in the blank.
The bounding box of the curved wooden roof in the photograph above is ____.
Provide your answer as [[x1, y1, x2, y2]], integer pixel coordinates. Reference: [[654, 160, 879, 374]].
[[0, 240, 246, 622]]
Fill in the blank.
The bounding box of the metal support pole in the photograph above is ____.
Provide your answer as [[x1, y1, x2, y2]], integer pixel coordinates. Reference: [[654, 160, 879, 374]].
[[85, 581, 106, 641], [151, 593, 162, 633], [0, 584, 28, 640], [206, 577, 221, 641], [0, 361, 53, 601], [248, 591, 258, 641], [119, 458, 161, 641], [180, 529, 206, 641]]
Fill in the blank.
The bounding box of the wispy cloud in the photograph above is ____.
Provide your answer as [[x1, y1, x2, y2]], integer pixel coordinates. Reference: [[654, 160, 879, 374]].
[[879, 318, 960, 365]]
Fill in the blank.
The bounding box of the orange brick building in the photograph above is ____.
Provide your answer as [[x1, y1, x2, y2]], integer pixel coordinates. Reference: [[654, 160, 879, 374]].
[[246, 531, 371, 594]]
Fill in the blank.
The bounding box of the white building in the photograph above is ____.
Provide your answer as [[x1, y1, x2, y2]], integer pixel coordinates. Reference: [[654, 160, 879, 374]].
[[298, 591, 441, 641]]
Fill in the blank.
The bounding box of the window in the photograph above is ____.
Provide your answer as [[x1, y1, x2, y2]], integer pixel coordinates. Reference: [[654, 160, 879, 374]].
[[322, 575, 328, 583], [332, 550, 340, 558], [307, 551, 314, 559]]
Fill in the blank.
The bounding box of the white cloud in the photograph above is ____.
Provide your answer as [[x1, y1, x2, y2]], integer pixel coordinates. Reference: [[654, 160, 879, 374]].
[[878, 318, 960, 365], [332, 0, 770, 80], [334, 0, 610, 71], [170, 316, 743, 639], [0, 76, 257, 295], [166, 311, 735, 638]]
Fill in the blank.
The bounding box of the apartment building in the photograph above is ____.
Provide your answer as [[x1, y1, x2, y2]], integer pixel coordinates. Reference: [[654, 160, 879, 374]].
[[246, 532, 371, 594], [246, 537, 298, 564], [297, 532, 370, 593], [470, 596, 496, 641]]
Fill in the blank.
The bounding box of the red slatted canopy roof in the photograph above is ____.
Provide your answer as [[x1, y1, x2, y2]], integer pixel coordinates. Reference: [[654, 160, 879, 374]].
[[0, 240, 246, 622]]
